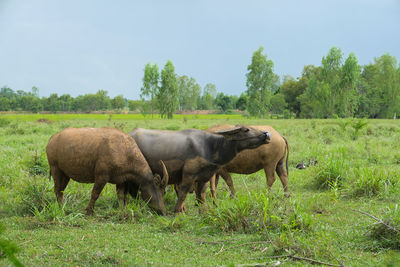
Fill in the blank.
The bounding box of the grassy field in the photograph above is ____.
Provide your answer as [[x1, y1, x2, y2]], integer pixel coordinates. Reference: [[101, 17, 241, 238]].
[[0, 114, 399, 266]]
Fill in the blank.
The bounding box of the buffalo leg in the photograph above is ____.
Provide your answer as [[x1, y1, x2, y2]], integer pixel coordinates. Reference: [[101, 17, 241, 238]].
[[52, 166, 70, 205], [195, 180, 207, 206], [174, 184, 186, 212], [174, 177, 193, 213], [116, 183, 127, 207], [276, 160, 290, 197], [86, 181, 106, 215], [209, 174, 218, 202], [264, 165, 277, 189], [219, 169, 236, 198]]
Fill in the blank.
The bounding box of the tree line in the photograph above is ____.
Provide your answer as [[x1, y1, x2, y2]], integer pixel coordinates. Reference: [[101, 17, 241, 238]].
[[1, 47, 399, 118]]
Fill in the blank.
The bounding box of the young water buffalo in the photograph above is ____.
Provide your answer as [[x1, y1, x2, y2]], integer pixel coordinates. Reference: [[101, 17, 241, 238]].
[[46, 127, 168, 215], [207, 124, 289, 199], [128, 125, 270, 213]]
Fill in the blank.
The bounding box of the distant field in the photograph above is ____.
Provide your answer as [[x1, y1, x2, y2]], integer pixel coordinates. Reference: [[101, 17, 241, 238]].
[[0, 113, 245, 122], [0, 115, 399, 266]]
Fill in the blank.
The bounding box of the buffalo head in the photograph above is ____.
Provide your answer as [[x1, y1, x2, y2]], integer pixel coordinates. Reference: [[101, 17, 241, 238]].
[[140, 160, 169, 215], [214, 124, 270, 151]]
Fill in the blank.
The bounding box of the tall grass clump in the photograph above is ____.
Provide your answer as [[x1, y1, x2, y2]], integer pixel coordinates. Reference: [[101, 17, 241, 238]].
[[32, 201, 85, 227], [203, 192, 313, 233], [311, 156, 349, 190], [351, 118, 369, 140], [350, 167, 398, 197], [23, 150, 48, 176], [367, 205, 400, 250], [17, 179, 54, 215]]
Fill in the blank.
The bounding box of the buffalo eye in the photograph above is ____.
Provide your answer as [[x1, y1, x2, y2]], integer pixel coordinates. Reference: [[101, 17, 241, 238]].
[[243, 128, 249, 132]]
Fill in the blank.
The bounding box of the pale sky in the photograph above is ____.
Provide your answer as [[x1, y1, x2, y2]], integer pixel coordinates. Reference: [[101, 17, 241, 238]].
[[0, 0, 399, 99]]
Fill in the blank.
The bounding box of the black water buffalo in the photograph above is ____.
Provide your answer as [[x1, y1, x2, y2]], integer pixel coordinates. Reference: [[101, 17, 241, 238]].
[[128, 125, 270, 213]]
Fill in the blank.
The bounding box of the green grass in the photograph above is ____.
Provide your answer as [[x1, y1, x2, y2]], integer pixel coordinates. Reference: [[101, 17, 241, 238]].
[[0, 114, 400, 266]]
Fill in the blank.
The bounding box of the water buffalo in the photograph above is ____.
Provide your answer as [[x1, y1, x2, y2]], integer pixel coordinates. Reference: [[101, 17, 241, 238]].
[[128, 125, 270, 213], [46, 127, 168, 215], [207, 124, 289, 199]]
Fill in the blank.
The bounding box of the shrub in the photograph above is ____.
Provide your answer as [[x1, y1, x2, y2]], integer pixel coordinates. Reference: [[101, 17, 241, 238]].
[[203, 192, 313, 233], [311, 157, 349, 190], [24, 150, 48, 176], [350, 167, 398, 197], [18, 179, 54, 215]]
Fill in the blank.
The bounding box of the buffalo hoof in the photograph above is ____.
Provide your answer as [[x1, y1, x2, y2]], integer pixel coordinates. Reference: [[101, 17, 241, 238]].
[[284, 192, 291, 198], [174, 204, 187, 214]]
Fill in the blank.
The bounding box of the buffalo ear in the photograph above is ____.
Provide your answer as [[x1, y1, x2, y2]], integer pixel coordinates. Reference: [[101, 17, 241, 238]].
[[214, 126, 242, 136]]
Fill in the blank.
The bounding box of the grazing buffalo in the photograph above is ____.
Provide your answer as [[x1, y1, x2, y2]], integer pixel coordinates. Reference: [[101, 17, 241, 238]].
[[46, 127, 168, 215], [207, 124, 289, 199], [128, 125, 270, 213]]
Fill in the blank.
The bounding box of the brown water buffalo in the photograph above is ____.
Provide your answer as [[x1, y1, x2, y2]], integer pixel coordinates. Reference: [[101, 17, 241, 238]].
[[128, 125, 270, 213], [207, 124, 289, 199], [46, 127, 168, 215]]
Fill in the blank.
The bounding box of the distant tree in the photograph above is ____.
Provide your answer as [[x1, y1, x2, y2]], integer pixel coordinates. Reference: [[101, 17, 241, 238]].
[[95, 90, 111, 110], [21, 95, 42, 113], [128, 100, 142, 111], [43, 93, 61, 112], [337, 53, 361, 117], [0, 87, 15, 99], [281, 65, 319, 117], [0, 97, 11, 111], [203, 83, 217, 98], [178, 75, 201, 110], [59, 94, 73, 111], [236, 93, 248, 111], [299, 47, 344, 118], [140, 63, 160, 118], [111, 95, 126, 110], [270, 93, 288, 114], [214, 92, 232, 112], [31, 86, 39, 97], [199, 83, 218, 110], [246, 47, 278, 117], [158, 60, 178, 119]]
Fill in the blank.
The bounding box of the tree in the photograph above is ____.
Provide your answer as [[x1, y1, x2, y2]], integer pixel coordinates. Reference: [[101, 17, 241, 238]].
[[43, 93, 61, 112], [246, 47, 278, 117], [177, 75, 201, 111], [59, 94, 73, 111], [128, 100, 142, 111], [214, 92, 232, 112], [0, 97, 11, 111], [270, 93, 288, 114], [236, 93, 248, 111], [203, 83, 217, 98], [199, 83, 217, 110], [299, 47, 345, 118], [21, 95, 42, 113], [158, 60, 178, 119], [280, 65, 319, 117], [338, 53, 361, 117], [140, 63, 160, 118], [111, 95, 126, 110]]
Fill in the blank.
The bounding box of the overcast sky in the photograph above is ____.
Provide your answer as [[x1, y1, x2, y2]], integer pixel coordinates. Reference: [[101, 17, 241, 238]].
[[1, 0, 399, 99]]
